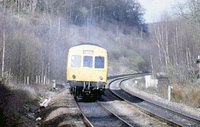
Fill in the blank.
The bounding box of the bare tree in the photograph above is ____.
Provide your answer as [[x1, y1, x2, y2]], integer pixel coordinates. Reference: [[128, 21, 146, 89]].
[[1, 17, 6, 79], [1, 2, 6, 81], [151, 10, 197, 82]]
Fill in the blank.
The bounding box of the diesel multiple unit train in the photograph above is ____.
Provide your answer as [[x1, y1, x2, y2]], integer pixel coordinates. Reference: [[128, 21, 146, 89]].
[[67, 43, 108, 100]]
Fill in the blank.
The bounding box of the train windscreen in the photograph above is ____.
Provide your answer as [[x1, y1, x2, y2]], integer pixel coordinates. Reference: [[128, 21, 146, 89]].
[[95, 56, 104, 69], [71, 55, 81, 68], [83, 56, 93, 68]]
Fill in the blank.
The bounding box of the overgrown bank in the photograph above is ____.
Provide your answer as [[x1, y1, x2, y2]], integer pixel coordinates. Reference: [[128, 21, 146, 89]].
[[0, 83, 42, 126]]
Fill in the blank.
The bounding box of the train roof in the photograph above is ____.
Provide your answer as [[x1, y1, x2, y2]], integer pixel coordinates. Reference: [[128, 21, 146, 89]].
[[69, 43, 107, 53], [72, 43, 103, 48]]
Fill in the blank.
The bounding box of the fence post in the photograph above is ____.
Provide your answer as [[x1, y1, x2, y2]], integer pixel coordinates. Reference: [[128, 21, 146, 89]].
[[168, 86, 173, 101], [52, 80, 56, 89], [44, 75, 46, 85], [27, 76, 29, 85]]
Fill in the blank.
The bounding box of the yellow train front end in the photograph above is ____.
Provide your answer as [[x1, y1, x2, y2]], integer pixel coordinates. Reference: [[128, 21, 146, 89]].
[[67, 44, 108, 99]]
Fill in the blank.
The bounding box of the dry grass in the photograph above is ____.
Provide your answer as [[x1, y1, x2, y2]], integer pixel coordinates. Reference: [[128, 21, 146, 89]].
[[159, 84, 200, 107], [161, 88, 168, 98], [172, 85, 184, 101], [185, 89, 200, 107], [170, 84, 200, 107], [0, 83, 42, 126]]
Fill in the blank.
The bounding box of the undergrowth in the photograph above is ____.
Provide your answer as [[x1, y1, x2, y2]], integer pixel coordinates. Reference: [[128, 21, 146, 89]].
[[0, 83, 41, 126], [162, 84, 200, 107]]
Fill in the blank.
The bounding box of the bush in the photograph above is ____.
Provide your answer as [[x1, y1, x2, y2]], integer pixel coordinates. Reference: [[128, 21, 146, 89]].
[[137, 60, 149, 73], [172, 85, 184, 101], [170, 84, 200, 107], [1, 71, 13, 84], [186, 89, 200, 107], [0, 84, 39, 126]]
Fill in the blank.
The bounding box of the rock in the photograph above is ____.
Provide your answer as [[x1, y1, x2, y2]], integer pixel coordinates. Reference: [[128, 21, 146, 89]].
[[36, 117, 42, 121]]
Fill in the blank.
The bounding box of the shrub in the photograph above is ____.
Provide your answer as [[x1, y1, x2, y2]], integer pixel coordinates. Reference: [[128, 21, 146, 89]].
[[172, 85, 184, 101], [137, 60, 149, 73], [186, 89, 200, 107]]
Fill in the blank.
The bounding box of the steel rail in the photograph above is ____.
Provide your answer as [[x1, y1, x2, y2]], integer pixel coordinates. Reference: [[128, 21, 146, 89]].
[[73, 73, 152, 127], [76, 101, 94, 127], [109, 77, 180, 126], [72, 73, 144, 127], [97, 100, 133, 127], [76, 101, 131, 127], [120, 78, 200, 126], [109, 76, 200, 126]]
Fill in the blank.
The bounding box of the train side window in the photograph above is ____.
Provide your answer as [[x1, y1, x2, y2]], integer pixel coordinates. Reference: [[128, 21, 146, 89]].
[[71, 55, 81, 68], [95, 56, 104, 69], [83, 56, 93, 68]]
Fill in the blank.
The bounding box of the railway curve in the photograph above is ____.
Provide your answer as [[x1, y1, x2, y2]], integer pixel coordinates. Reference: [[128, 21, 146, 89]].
[[77, 74, 169, 127], [109, 76, 200, 126]]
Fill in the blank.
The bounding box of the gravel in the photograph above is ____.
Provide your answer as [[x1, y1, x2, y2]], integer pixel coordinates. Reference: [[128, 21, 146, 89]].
[[37, 76, 200, 126], [78, 102, 126, 127], [100, 100, 169, 126], [122, 78, 200, 118], [107, 79, 170, 126], [39, 88, 86, 127]]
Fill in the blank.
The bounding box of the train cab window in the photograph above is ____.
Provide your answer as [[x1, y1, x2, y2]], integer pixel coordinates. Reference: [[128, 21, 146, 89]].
[[71, 55, 81, 68], [95, 56, 104, 69], [83, 56, 93, 68]]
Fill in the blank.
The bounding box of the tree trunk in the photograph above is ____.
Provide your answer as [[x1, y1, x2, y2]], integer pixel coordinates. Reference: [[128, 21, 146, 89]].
[[2, 22, 6, 79], [17, 0, 20, 18]]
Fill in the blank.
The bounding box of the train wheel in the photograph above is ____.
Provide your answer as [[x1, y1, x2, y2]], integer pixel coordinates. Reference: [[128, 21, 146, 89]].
[[74, 87, 77, 98], [70, 87, 73, 94], [74, 87, 81, 101]]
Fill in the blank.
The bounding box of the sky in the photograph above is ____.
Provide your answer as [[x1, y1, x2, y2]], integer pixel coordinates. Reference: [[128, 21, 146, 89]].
[[138, 0, 187, 23]]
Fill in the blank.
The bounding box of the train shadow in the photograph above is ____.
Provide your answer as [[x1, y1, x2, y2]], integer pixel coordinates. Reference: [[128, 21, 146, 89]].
[[75, 88, 144, 104], [112, 90, 144, 103], [81, 96, 98, 102], [97, 89, 144, 104]]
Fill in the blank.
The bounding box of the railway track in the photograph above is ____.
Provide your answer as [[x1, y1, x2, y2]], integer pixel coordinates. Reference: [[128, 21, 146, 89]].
[[109, 76, 200, 126], [76, 74, 168, 127], [77, 101, 132, 127]]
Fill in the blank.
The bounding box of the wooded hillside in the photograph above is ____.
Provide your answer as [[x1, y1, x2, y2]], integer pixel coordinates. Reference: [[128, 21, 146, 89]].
[[4, 0, 147, 32], [0, 0, 148, 84], [2, 0, 200, 86]]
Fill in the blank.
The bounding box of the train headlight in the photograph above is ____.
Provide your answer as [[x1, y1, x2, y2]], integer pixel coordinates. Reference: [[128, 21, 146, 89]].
[[72, 75, 76, 79], [99, 76, 103, 80]]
